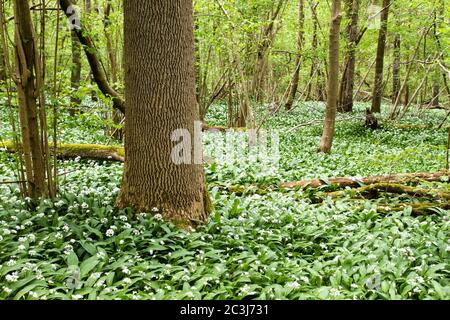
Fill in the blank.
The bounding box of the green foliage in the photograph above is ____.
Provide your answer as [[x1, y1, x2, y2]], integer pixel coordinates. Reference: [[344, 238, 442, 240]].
[[1, 102, 449, 300]]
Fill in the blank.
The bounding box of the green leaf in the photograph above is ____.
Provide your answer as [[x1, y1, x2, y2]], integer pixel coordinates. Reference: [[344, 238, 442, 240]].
[[80, 256, 100, 278], [14, 281, 47, 300], [67, 252, 79, 267]]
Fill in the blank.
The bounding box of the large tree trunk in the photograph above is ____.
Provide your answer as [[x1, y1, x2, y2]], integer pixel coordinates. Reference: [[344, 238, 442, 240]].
[[117, 0, 211, 226], [371, 0, 390, 113], [319, 0, 341, 154], [338, 0, 360, 113], [13, 0, 49, 198], [285, 0, 304, 110]]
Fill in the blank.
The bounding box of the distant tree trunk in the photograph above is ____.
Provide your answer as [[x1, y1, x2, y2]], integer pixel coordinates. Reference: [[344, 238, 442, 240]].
[[431, 4, 444, 107], [404, 84, 410, 106], [371, 0, 390, 113], [117, 0, 211, 226], [70, 0, 82, 116], [338, 0, 360, 113], [13, 0, 49, 198], [251, 0, 285, 102], [431, 74, 440, 107], [306, 2, 319, 101], [392, 34, 401, 104], [319, 0, 341, 154], [0, 43, 5, 82], [104, 0, 123, 140], [285, 0, 304, 110], [85, 0, 91, 13]]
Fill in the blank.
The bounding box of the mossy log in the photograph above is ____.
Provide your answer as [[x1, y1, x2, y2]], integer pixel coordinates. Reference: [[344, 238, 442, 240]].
[[325, 183, 450, 216], [376, 203, 450, 216], [281, 171, 450, 189], [327, 183, 450, 201], [1, 141, 125, 162], [202, 124, 248, 132]]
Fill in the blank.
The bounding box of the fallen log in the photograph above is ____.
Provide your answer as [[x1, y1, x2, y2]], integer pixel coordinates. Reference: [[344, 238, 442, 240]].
[[377, 203, 450, 216], [323, 183, 450, 216], [281, 171, 450, 189], [1, 140, 216, 164], [326, 183, 450, 201], [1, 141, 125, 162]]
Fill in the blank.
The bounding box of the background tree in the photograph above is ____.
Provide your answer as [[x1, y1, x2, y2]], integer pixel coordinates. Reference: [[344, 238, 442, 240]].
[[12, 0, 52, 198], [285, 0, 304, 111], [319, 0, 341, 154], [70, 0, 82, 115], [371, 0, 391, 113], [338, 0, 361, 113]]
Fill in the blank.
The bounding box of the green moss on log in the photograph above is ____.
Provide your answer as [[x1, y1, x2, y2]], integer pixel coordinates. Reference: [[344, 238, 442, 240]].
[[327, 183, 450, 201], [1, 140, 124, 162]]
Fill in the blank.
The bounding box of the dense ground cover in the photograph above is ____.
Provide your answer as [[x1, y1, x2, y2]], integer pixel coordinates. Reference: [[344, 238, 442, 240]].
[[0, 102, 449, 300]]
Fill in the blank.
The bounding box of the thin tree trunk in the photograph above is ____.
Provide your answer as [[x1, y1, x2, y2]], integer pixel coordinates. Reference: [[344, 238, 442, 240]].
[[319, 0, 341, 154], [285, 0, 304, 110], [390, 25, 431, 119], [371, 0, 390, 113], [431, 4, 444, 107], [70, 28, 82, 115], [392, 34, 401, 104], [104, 0, 123, 140], [338, 0, 360, 113], [0, 41, 5, 82], [117, 0, 211, 226], [13, 0, 49, 198], [306, 2, 319, 101], [251, 0, 285, 102]]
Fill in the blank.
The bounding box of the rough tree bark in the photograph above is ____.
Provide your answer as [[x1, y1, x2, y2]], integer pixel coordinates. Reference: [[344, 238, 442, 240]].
[[117, 0, 211, 226], [371, 0, 390, 113], [338, 0, 360, 113], [285, 0, 304, 110], [13, 0, 49, 198], [319, 0, 341, 154]]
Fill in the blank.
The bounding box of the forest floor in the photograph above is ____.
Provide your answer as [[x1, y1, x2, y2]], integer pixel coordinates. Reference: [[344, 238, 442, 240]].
[[0, 101, 449, 300]]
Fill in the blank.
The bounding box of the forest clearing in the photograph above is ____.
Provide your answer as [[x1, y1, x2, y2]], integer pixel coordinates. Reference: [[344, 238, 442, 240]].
[[0, 0, 449, 302]]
